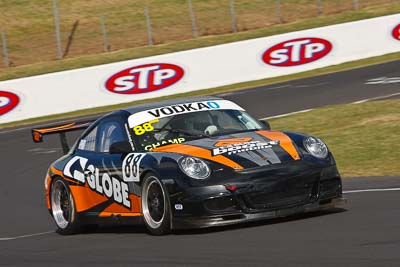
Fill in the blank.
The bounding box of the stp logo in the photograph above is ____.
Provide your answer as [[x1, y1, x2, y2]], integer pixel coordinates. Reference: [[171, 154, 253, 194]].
[[105, 63, 184, 94], [0, 91, 19, 116], [392, 24, 400, 41], [262, 37, 332, 66]]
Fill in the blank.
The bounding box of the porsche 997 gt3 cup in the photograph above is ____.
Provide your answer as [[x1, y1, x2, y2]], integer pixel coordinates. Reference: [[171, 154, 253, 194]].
[[32, 97, 345, 235]]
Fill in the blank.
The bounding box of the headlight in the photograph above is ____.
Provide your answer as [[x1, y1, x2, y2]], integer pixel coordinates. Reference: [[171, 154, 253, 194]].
[[303, 137, 328, 159], [179, 157, 210, 179]]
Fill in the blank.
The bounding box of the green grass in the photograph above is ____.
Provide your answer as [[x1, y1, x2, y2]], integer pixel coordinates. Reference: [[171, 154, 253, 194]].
[[268, 99, 400, 177], [0, 1, 400, 81]]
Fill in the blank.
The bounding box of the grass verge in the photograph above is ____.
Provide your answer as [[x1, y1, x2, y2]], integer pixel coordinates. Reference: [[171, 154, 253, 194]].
[[269, 99, 400, 177]]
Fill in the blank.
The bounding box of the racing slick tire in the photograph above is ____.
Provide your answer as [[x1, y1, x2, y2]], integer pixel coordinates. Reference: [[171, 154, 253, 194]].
[[141, 173, 172, 235], [50, 177, 81, 235]]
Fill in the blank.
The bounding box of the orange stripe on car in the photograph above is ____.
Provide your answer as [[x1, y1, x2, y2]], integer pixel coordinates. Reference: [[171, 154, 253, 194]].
[[69, 185, 108, 212], [153, 144, 244, 170], [99, 195, 142, 217], [98, 212, 142, 217], [214, 137, 252, 147], [257, 130, 301, 160], [50, 166, 77, 184], [47, 166, 78, 210], [45, 174, 52, 209]]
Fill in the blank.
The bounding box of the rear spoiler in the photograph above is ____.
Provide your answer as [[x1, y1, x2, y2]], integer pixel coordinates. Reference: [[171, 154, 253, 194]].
[[32, 120, 93, 154]]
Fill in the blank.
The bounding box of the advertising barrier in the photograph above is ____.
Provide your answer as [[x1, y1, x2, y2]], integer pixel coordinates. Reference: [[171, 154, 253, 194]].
[[0, 14, 399, 124]]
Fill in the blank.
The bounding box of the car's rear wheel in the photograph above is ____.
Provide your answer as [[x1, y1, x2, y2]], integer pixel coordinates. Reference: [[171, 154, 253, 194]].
[[141, 174, 171, 235], [51, 177, 81, 235]]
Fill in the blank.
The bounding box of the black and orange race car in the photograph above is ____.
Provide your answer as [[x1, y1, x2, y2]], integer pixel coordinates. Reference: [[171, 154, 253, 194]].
[[32, 96, 344, 235]]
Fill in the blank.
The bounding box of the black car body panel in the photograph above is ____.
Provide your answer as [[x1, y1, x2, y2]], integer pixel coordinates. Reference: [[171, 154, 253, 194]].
[[32, 96, 344, 233]]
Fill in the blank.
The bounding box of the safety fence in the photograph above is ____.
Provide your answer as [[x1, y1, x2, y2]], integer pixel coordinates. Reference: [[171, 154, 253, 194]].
[[0, 0, 396, 68]]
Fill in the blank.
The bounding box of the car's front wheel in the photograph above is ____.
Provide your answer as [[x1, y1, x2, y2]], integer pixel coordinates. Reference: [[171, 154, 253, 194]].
[[141, 174, 171, 235], [50, 177, 81, 235]]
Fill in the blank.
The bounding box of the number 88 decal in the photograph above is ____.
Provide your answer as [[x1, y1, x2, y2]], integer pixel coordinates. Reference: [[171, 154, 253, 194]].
[[122, 153, 146, 182], [133, 119, 159, 135]]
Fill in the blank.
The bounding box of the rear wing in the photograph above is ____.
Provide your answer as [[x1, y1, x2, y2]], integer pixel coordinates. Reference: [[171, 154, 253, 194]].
[[32, 120, 93, 154]]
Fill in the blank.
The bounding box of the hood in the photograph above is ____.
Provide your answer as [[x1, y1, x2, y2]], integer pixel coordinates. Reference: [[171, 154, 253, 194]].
[[153, 130, 301, 170]]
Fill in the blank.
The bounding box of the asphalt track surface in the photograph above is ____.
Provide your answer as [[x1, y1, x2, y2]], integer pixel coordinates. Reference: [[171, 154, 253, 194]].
[[0, 61, 399, 266]]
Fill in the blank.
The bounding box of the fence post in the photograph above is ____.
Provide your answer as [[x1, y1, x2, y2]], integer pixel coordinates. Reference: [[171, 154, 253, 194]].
[[316, 0, 322, 15], [275, 0, 283, 24], [100, 16, 109, 52], [1, 31, 10, 67], [52, 0, 63, 59], [353, 0, 359, 11], [144, 6, 154, 46], [229, 0, 237, 32], [188, 0, 198, 38]]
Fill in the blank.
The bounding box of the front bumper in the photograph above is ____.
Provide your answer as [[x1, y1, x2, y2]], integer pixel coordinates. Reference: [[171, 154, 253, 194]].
[[173, 196, 345, 229], [169, 161, 344, 229]]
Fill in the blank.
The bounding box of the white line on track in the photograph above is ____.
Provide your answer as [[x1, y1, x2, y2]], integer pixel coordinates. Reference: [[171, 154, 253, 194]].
[[0, 125, 32, 134], [343, 187, 400, 194], [0, 231, 53, 241], [218, 85, 291, 97], [260, 109, 314, 120], [294, 82, 329, 88], [352, 92, 400, 104]]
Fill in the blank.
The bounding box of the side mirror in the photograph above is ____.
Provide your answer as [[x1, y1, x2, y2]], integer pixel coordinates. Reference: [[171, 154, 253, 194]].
[[259, 120, 271, 130], [109, 141, 132, 154]]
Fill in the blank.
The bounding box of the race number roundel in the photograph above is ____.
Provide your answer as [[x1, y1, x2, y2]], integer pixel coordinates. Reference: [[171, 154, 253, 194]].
[[0, 91, 19, 116], [105, 63, 184, 95], [392, 24, 400, 41], [262, 37, 332, 67]]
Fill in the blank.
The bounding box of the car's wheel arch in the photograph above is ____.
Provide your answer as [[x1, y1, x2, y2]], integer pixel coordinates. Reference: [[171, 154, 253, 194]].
[[138, 169, 162, 185], [48, 174, 76, 208], [49, 176, 82, 234], [140, 172, 173, 234]]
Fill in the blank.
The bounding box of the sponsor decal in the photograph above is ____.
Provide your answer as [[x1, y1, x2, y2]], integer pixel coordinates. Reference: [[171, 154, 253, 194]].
[[128, 100, 244, 128], [145, 137, 186, 151], [105, 63, 184, 94], [0, 90, 19, 116], [133, 119, 159, 136], [212, 140, 280, 156], [147, 101, 221, 118], [122, 153, 146, 182], [392, 24, 400, 41], [262, 37, 332, 66], [63, 156, 131, 208], [214, 137, 253, 147], [174, 204, 183, 210]]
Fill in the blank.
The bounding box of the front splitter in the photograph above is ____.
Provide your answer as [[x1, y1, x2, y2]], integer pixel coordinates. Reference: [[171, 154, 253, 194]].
[[172, 197, 346, 229]]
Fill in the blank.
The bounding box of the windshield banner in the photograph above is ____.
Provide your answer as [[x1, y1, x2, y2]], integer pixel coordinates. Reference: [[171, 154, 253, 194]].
[[128, 100, 244, 128]]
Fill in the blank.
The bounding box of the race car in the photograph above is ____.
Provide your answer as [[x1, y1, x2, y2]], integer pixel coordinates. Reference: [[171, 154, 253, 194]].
[[32, 96, 344, 235]]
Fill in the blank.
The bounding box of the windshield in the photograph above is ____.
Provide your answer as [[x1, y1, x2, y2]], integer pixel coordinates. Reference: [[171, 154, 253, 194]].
[[129, 107, 263, 151]]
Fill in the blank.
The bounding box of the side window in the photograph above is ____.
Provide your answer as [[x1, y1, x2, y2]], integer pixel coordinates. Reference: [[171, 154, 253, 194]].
[[78, 126, 98, 152], [97, 121, 127, 153]]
